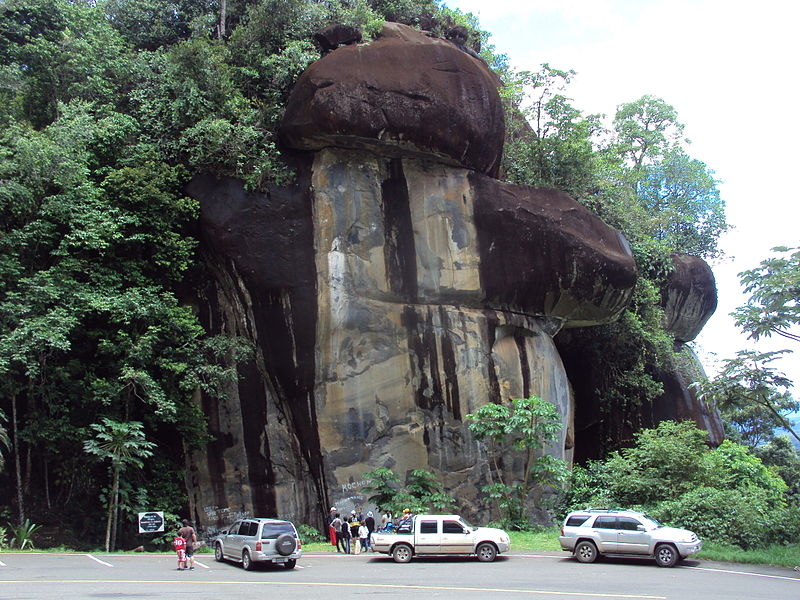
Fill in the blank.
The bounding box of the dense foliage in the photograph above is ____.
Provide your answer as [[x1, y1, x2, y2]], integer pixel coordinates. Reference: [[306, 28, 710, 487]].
[[361, 467, 456, 515], [560, 421, 800, 549]]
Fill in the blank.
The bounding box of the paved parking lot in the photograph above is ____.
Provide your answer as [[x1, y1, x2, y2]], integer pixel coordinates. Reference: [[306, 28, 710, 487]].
[[1, 551, 798, 600]]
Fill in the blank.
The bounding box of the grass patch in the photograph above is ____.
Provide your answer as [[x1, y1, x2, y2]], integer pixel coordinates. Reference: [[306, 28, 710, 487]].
[[508, 527, 563, 552], [302, 540, 338, 553], [696, 541, 800, 568]]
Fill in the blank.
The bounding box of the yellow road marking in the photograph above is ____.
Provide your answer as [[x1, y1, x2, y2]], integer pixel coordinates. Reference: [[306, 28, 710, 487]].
[[0, 579, 665, 598]]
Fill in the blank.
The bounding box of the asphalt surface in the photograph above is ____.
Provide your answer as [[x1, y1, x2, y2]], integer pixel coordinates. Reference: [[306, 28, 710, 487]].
[[0, 550, 798, 600]]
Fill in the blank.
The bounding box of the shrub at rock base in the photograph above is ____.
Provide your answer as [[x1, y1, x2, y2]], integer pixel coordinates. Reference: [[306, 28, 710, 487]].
[[650, 486, 785, 550]]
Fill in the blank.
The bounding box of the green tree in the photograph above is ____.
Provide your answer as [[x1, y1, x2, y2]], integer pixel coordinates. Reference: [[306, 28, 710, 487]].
[[502, 64, 603, 196], [700, 350, 799, 445], [612, 95, 686, 170], [362, 467, 455, 514], [732, 246, 800, 343], [754, 435, 800, 504], [600, 420, 708, 506], [466, 395, 567, 528], [636, 148, 726, 258], [362, 467, 403, 511], [84, 418, 155, 552]]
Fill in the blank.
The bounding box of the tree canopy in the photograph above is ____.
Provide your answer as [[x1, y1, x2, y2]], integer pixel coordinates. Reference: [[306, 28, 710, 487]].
[[733, 246, 800, 344]]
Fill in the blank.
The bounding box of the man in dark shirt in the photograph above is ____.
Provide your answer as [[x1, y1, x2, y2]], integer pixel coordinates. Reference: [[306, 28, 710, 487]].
[[177, 520, 197, 570]]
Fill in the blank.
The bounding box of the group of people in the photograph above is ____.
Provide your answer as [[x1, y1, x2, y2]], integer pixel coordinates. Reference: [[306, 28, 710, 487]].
[[328, 507, 377, 554], [327, 507, 415, 554], [173, 519, 198, 570]]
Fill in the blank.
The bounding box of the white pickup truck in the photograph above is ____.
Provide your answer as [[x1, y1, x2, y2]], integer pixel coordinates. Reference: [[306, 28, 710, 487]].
[[370, 514, 511, 562]]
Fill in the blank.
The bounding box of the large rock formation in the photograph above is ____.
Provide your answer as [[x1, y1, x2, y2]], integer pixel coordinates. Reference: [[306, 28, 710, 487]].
[[184, 23, 714, 530]]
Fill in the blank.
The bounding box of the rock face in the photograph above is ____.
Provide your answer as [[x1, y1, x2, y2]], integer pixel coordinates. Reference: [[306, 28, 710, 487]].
[[184, 22, 715, 530], [662, 253, 718, 342], [280, 23, 505, 177]]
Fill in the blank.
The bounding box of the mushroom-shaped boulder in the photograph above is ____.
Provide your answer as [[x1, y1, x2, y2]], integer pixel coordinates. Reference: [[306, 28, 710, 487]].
[[279, 23, 505, 177]]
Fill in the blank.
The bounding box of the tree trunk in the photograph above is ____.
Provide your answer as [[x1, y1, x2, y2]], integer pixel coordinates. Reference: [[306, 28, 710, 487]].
[[12, 393, 25, 525], [218, 0, 227, 39], [44, 458, 51, 510], [105, 467, 119, 553]]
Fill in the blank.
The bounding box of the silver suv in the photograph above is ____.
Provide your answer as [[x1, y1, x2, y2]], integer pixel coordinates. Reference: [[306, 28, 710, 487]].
[[559, 509, 701, 568], [214, 518, 302, 570]]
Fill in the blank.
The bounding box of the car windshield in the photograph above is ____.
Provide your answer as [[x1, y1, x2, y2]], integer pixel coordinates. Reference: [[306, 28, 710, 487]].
[[458, 517, 475, 530], [639, 515, 662, 530], [261, 522, 295, 539]]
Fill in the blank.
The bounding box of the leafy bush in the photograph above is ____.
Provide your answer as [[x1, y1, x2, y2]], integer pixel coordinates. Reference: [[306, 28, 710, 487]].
[[562, 422, 797, 549], [296, 524, 326, 544], [8, 519, 40, 550], [650, 486, 784, 550]]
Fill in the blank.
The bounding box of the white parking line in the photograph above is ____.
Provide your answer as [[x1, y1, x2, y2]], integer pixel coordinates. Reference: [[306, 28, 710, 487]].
[[194, 560, 210, 569], [85, 554, 114, 567], [685, 565, 800, 583], [0, 559, 6, 567]]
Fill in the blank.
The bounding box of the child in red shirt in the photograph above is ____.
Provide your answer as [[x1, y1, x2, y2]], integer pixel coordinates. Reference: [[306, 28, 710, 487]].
[[173, 535, 187, 570]]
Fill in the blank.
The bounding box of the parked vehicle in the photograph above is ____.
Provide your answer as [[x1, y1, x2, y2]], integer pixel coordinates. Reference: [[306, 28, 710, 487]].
[[213, 518, 302, 570], [371, 514, 510, 563], [558, 509, 702, 567]]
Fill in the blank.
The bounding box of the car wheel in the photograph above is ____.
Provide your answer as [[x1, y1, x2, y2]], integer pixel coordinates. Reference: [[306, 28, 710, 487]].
[[275, 533, 296, 556], [654, 543, 678, 568], [392, 544, 413, 563], [574, 540, 598, 563], [242, 550, 254, 571], [214, 543, 224, 562], [283, 559, 296, 570], [476, 542, 497, 562]]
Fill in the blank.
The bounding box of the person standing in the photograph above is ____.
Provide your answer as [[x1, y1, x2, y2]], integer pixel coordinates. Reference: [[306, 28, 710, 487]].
[[348, 510, 361, 554], [364, 511, 376, 552], [327, 507, 338, 547], [358, 522, 369, 555], [177, 519, 197, 570], [173, 531, 187, 570], [331, 513, 345, 553], [339, 515, 351, 554]]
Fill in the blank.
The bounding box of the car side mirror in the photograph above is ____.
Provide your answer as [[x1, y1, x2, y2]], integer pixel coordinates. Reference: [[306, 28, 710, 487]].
[[221, 529, 228, 535], [636, 525, 645, 532]]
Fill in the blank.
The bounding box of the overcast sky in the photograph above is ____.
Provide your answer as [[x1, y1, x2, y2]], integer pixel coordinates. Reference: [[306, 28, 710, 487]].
[[444, 0, 800, 394]]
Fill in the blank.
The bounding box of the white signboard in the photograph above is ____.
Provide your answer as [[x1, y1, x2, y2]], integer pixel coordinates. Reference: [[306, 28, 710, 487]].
[[138, 511, 165, 533]]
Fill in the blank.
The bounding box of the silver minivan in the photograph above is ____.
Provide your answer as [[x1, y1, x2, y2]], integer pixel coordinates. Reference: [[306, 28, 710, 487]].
[[214, 518, 302, 570]]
